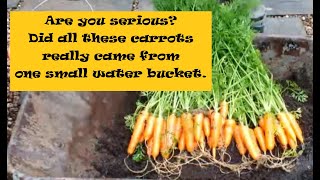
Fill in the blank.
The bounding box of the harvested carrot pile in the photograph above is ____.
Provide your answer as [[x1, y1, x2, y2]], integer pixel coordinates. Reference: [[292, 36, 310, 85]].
[[124, 0, 305, 179]]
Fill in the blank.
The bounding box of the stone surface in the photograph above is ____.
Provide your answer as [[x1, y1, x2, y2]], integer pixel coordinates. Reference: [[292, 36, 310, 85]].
[[264, 17, 307, 36], [263, 0, 313, 15], [20, 0, 154, 11], [7, 0, 20, 8]]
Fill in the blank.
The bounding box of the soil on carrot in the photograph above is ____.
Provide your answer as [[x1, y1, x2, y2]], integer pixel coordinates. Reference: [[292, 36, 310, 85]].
[[93, 79, 313, 179]]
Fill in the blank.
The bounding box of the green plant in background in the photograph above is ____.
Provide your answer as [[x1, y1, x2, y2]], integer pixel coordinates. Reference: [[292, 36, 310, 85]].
[[282, 80, 308, 103]]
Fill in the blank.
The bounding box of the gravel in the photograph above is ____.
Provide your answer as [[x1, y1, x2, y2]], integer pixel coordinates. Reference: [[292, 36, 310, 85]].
[[7, 0, 23, 143], [7, 7, 21, 146], [7, 3, 22, 179], [301, 14, 313, 37]]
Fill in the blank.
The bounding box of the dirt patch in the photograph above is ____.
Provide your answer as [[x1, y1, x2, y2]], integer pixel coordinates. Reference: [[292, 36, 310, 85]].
[[93, 80, 313, 179]]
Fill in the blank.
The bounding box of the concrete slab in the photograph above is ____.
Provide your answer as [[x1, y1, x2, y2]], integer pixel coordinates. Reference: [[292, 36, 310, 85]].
[[20, 0, 154, 11], [263, 0, 313, 15], [264, 17, 306, 36], [7, 0, 20, 8]]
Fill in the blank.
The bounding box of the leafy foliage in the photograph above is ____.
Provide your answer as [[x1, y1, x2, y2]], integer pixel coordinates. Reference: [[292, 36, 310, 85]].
[[282, 148, 303, 158], [124, 114, 135, 131], [282, 80, 308, 103], [132, 144, 147, 162], [291, 107, 302, 120]]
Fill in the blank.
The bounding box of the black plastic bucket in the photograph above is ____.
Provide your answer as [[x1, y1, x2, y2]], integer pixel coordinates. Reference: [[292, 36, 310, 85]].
[[251, 5, 266, 33]]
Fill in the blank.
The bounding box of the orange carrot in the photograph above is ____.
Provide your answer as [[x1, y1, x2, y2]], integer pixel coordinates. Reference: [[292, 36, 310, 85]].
[[221, 118, 226, 126], [286, 112, 304, 143], [218, 128, 225, 149], [288, 135, 297, 149], [212, 148, 216, 158], [161, 120, 169, 159], [254, 127, 267, 153], [139, 134, 144, 143], [240, 125, 261, 160], [249, 128, 261, 153], [209, 110, 214, 126], [219, 101, 229, 119], [264, 113, 276, 151], [275, 120, 288, 149], [174, 117, 182, 145], [194, 113, 204, 142], [199, 130, 206, 149], [127, 111, 148, 155], [152, 117, 163, 159], [194, 140, 198, 150], [207, 135, 212, 148], [203, 117, 211, 139], [166, 114, 176, 150], [277, 112, 296, 142], [182, 113, 195, 153], [259, 116, 266, 131], [144, 114, 156, 141], [223, 119, 236, 148], [147, 137, 154, 157], [208, 110, 214, 117], [210, 112, 223, 149], [208, 110, 214, 129], [234, 125, 247, 155], [178, 131, 185, 151]]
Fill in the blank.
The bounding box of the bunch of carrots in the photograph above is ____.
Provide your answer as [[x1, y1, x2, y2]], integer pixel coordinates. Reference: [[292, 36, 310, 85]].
[[127, 98, 303, 161], [124, 0, 305, 177]]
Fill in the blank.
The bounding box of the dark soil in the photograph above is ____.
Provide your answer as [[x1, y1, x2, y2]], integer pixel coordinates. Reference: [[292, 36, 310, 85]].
[[93, 78, 313, 179]]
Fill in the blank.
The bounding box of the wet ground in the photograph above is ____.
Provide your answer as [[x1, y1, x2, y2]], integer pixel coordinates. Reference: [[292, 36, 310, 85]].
[[93, 76, 313, 179]]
